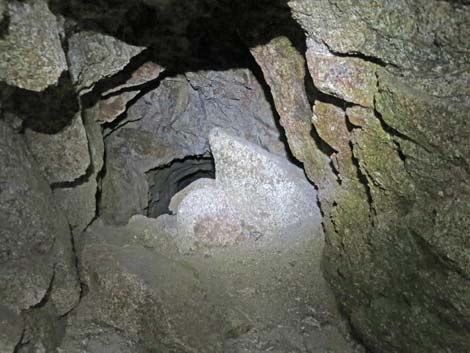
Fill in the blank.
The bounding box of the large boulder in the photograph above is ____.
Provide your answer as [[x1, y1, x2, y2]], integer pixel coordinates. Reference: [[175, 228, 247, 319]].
[[209, 128, 318, 232], [172, 129, 319, 254], [176, 183, 245, 253], [0, 120, 80, 351], [59, 220, 224, 353], [0, 0, 67, 91]]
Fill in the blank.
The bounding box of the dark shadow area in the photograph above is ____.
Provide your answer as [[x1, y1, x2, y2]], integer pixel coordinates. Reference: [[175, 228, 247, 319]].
[[146, 155, 215, 218], [2, 0, 310, 136], [70, 0, 308, 104], [0, 10, 10, 38], [48, 0, 305, 74], [0, 73, 79, 134]]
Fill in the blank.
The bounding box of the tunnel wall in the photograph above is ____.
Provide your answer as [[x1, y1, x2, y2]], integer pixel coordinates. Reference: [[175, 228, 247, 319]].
[[0, 1, 469, 352], [281, 2, 470, 353]]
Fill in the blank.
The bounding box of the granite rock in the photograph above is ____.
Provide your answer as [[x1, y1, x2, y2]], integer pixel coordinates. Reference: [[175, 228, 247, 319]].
[[59, 221, 224, 352], [169, 178, 216, 214], [0, 0, 67, 91], [288, 1, 470, 352], [176, 183, 245, 253], [0, 119, 79, 347], [209, 128, 318, 232], [53, 113, 104, 236], [25, 113, 91, 185], [68, 31, 145, 94]]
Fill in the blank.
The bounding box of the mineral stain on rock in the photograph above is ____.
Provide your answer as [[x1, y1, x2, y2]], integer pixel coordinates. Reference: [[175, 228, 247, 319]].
[[0, 1, 469, 353]]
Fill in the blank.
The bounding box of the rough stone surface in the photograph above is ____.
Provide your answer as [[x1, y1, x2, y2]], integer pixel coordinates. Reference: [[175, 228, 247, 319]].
[[0, 120, 80, 350], [306, 38, 378, 108], [1, 1, 468, 352], [0, 305, 23, 353], [68, 31, 145, 93], [92, 91, 140, 124], [176, 183, 245, 253], [288, 1, 470, 352], [53, 113, 104, 236], [101, 68, 288, 224], [248, 34, 333, 188], [0, 0, 67, 91], [250, 36, 313, 163], [91, 61, 165, 124], [210, 128, 318, 232], [58, 324, 147, 353], [290, 0, 470, 71], [127, 215, 179, 256], [103, 61, 164, 95], [59, 221, 224, 353], [25, 113, 91, 185], [169, 178, 216, 214]]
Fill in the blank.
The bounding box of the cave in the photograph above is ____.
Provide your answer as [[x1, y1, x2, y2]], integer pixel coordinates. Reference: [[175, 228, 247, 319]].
[[1, 1, 469, 353], [146, 155, 216, 218]]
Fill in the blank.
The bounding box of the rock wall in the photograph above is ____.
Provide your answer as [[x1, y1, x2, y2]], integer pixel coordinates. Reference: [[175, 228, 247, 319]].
[[0, 120, 80, 352], [101, 68, 289, 224], [281, 1, 470, 352], [1, 0, 469, 352]]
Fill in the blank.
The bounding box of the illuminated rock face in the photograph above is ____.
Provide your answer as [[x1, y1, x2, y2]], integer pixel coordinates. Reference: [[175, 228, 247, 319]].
[[285, 2, 470, 353], [209, 128, 318, 232], [176, 183, 246, 253], [173, 129, 319, 253]]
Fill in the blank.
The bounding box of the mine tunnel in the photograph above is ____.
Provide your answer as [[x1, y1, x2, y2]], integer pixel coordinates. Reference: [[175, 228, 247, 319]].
[[0, 1, 469, 353]]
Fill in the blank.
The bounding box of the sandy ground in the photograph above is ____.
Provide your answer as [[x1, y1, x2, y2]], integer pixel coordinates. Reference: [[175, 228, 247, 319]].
[[179, 218, 366, 353]]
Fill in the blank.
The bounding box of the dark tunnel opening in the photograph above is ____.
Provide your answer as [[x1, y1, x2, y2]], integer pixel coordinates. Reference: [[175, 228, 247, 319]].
[[146, 155, 215, 218]]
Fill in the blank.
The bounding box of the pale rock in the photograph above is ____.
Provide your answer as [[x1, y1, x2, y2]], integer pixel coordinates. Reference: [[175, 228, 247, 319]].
[[209, 128, 318, 232], [169, 178, 216, 214], [176, 184, 245, 253]]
